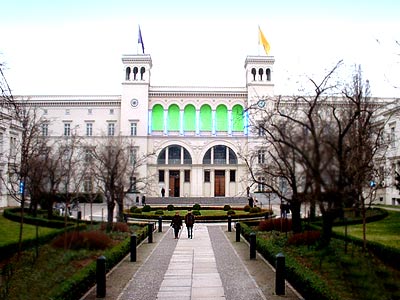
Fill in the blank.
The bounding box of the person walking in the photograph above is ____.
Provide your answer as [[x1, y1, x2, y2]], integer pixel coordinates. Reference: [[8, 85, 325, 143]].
[[170, 211, 183, 239], [184, 210, 195, 239]]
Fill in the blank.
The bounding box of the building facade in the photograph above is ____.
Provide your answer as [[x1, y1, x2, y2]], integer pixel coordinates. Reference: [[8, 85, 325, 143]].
[[19, 53, 275, 201]]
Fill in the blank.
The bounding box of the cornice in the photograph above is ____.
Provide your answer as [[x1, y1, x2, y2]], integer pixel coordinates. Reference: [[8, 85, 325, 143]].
[[14, 95, 121, 107]]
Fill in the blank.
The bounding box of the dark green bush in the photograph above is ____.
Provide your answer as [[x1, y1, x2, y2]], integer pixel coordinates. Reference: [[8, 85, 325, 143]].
[[192, 203, 201, 210], [223, 204, 231, 211], [142, 205, 151, 212], [243, 205, 251, 212], [134, 208, 142, 214], [167, 204, 175, 211], [227, 209, 236, 215], [192, 210, 201, 216], [249, 206, 261, 213], [129, 206, 138, 213], [154, 210, 164, 215]]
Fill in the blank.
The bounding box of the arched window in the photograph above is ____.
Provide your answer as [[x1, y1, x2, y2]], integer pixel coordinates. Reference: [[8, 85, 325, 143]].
[[183, 104, 196, 131], [232, 105, 244, 131], [216, 105, 228, 131], [157, 145, 192, 165], [125, 67, 131, 81], [140, 67, 145, 80], [133, 67, 138, 80], [168, 104, 180, 131], [152, 104, 164, 131], [202, 145, 238, 164], [266, 68, 271, 81], [200, 104, 212, 131], [258, 68, 264, 81], [251, 68, 256, 81]]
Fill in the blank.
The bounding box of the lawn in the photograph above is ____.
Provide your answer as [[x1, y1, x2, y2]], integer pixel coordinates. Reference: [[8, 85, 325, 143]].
[[142, 209, 249, 217], [0, 214, 57, 247], [333, 210, 400, 249]]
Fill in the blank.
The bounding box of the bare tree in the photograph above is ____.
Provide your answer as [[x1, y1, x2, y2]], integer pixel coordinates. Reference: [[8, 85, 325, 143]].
[[247, 62, 384, 246], [91, 136, 153, 229]]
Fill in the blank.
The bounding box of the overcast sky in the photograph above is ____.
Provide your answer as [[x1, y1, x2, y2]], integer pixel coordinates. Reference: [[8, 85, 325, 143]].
[[1, 0, 399, 97]]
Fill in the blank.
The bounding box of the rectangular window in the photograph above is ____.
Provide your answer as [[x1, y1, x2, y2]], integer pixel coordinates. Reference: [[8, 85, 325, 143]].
[[258, 149, 265, 164], [64, 123, 71, 136], [65, 109, 70, 115], [391, 127, 396, 147], [0, 133, 4, 154], [84, 148, 93, 163], [159, 170, 165, 182], [108, 123, 115, 136], [258, 125, 266, 136], [258, 176, 266, 192], [184, 170, 190, 182], [109, 109, 114, 115], [88, 109, 92, 115], [130, 177, 137, 192], [204, 170, 210, 182], [42, 124, 48, 136], [43, 109, 48, 115], [130, 122, 137, 136], [130, 148, 137, 165], [230, 170, 236, 182], [86, 123, 93, 136], [83, 178, 93, 193], [9, 136, 17, 157]]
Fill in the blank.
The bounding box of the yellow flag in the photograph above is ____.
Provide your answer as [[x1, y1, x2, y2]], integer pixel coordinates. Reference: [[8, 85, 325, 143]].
[[258, 26, 271, 55]]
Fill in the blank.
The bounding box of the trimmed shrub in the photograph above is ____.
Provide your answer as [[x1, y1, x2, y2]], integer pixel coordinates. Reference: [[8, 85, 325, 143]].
[[258, 218, 292, 232], [249, 206, 261, 213], [51, 230, 112, 250], [129, 206, 138, 213], [227, 209, 236, 215], [134, 208, 142, 213], [154, 210, 164, 215], [223, 204, 231, 211], [287, 230, 321, 246], [192, 210, 201, 216], [142, 205, 151, 212], [193, 203, 201, 210], [100, 222, 130, 233], [167, 204, 175, 211], [243, 205, 251, 212]]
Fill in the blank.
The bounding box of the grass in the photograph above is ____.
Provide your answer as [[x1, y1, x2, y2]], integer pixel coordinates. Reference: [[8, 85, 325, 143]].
[[0, 214, 57, 246], [283, 239, 400, 300], [142, 209, 249, 217], [333, 210, 400, 249]]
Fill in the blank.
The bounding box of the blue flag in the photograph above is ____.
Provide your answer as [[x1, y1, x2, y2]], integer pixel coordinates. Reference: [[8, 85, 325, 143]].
[[138, 26, 145, 54]]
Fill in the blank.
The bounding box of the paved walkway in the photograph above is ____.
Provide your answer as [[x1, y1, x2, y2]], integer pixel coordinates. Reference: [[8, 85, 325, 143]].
[[82, 224, 303, 300]]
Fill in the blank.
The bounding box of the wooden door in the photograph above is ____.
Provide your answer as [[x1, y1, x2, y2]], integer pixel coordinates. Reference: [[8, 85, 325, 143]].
[[169, 170, 180, 197], [214, 170, 225, 196]]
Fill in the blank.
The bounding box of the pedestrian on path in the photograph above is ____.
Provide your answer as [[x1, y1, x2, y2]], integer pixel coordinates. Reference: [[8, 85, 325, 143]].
[[170, 211, 183, 239], [184, 210, 195, 239]]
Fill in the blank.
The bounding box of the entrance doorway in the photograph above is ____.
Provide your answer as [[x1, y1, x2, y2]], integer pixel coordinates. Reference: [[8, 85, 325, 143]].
[[214, 170, 225, 196], [169, 170, 180, 197]]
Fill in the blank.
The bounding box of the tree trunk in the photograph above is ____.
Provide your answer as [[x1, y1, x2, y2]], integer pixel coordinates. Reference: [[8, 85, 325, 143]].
[[290, 201, 302, 233], [320, 210, 336, 248]]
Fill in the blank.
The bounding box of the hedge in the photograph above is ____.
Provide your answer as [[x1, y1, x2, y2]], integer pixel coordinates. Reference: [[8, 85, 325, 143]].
[[240, 223, 339, 300], [47, 225, 148, 300]]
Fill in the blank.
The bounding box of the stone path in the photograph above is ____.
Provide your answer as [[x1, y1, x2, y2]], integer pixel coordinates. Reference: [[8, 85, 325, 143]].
[[82, 223, 303, 300]]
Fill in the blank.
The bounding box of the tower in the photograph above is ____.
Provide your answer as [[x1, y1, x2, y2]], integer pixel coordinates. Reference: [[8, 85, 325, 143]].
[[245, 55, 275, 108], [120, 54, 152, 137]]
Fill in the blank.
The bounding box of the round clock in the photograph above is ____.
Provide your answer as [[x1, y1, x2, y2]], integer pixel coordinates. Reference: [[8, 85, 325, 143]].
[[257, 99, 266, 108], [131, 98, 139, 108]]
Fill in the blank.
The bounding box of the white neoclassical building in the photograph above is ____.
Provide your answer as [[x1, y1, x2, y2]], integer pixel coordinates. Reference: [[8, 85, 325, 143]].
[[17, 53, 274, 202], [3, 50, 400, 207]]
